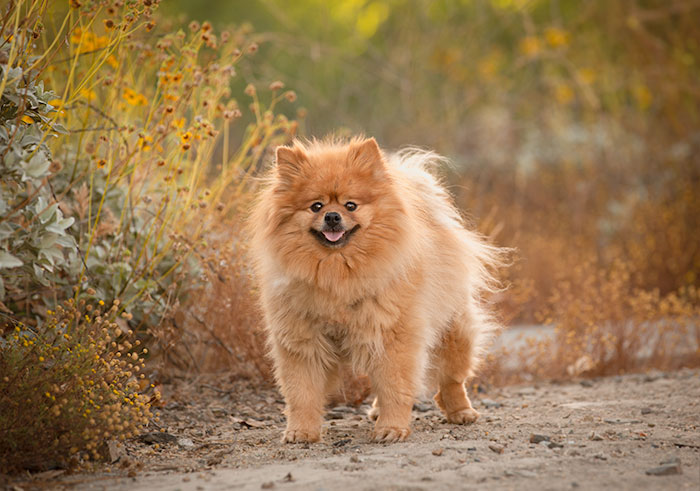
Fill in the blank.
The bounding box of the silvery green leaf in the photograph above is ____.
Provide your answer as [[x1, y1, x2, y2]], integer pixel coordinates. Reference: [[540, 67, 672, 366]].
[[38, 233, 58, 249], [24, 152, 51, 179], [38, 202, 57, 223], [52, 123, 68, 135], [39, 246, 63, 266], [0, 251, 22, 268], [6, 66, 23, 81], [0, 223, 13, 240], [46, 216, 74, 234], [56, 234, 76, 248], [32, 263, 50, 286]]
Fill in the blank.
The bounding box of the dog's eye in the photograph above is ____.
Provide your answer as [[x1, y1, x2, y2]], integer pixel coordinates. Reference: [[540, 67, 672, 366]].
[[310, 202, 323, 212], [345, 201, 357, 212]]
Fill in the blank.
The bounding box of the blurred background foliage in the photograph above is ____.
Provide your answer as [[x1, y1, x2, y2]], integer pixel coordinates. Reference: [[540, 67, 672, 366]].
[[164, 0, 700, 322]]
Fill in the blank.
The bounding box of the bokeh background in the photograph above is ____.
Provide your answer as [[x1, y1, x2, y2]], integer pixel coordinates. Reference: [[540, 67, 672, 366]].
[[1, 0, 699, 471], [164, 0, 700, 376], [160, 0, 700, 313]]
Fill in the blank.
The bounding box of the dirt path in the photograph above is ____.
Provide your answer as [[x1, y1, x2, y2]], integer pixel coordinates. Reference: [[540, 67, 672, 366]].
[[12, 369, 700, 490]]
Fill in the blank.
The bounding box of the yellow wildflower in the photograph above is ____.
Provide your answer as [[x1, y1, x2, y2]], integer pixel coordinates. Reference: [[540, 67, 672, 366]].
[[106, 55, 119, 69], [519, 36, 541, 58], [180, 131, 193, 143], [79, 88, 97, 101], [555, 84, 575, 105], [123, 88, 148, 106], [578, 68, 596, 85], [138, 136, 153, 151], [545, 27, 570, 48]]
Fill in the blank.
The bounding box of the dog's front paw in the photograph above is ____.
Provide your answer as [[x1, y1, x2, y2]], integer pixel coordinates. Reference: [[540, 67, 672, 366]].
[[371, 425, 411, 443], [282, 428, 321, 443], [446, 407, 480, 425]]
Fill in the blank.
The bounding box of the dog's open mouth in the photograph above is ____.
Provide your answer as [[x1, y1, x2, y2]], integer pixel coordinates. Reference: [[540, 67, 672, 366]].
[[311, 225, 360, 248]]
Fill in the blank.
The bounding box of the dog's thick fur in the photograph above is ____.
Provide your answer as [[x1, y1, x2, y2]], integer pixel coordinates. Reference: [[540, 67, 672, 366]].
[[249, 137, 504, 443]]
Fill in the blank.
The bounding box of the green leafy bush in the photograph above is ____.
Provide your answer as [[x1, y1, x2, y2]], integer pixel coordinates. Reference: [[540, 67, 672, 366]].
[[0, 59, 77, 306]]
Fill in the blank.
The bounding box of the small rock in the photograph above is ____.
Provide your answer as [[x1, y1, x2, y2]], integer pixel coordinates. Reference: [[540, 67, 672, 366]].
[[283, 472, 294, 482], [488, 444, 504, 454], [432, 448, 444, 456], [98, 440, 125, 463], [232, 418, 265, 429], [333, 438, 351, 447], [210, 407, 228, 418], [139, 431, 177, 445], [332, 405, 354, 413], [261, 482, 274, 489], [589, 432, 604, 441], [177, 437, 196, 450], [547, 441, 564, 449], [481, 398, 502, 409], [593, 453, 608, 461], [413, 402, 433, 412], [326, 411, 345, 420], [643, 371, 662, 382], [604, 418, 642, 425], [580, 380, 594, 388], [530, 434, 550, 444], [641, 407, 652, 415], [645, 458, 682, 476], [514, 470, 537, 478], [206, 456, 223, 466], [349, 455, 361, 463]]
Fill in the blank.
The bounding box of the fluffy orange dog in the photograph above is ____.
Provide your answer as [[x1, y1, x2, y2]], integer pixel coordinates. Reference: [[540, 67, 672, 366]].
[[249, 137, 503, 443]]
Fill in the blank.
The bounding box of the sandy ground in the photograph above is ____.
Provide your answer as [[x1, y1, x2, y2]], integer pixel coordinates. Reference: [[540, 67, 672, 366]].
[[8, 368, 700, 491]]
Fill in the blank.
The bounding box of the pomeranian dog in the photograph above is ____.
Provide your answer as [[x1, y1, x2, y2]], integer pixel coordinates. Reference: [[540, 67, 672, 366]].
[[249, 137, 504, 443]]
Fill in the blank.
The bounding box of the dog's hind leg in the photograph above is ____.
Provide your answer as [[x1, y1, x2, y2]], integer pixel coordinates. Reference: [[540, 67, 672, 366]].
[[433, 312, 481, 424]]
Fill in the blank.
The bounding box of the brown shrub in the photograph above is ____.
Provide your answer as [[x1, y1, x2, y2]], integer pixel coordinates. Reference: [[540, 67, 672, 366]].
[[0, 301, 156, 473]]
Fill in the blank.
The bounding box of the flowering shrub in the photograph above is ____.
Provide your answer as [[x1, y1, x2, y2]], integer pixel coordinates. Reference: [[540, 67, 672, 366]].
[[0, 0, 296, 471], [0, 298, 156, 473]]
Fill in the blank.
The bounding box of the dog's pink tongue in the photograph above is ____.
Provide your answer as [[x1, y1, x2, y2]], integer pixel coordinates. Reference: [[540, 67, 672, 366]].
[[323, 230, 345, 242]]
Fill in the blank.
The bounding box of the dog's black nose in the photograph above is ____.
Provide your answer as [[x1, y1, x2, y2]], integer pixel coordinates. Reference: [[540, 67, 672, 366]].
[[324, 212, 341, 225]]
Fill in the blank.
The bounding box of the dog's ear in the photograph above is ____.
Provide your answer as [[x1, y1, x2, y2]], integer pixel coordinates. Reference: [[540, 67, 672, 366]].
[[275, 145, 306, 183], [350, 137, 386, 177]]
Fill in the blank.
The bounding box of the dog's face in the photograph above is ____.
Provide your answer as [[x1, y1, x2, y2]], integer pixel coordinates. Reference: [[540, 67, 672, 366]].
[[264, 138, 405, 266]]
